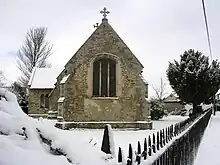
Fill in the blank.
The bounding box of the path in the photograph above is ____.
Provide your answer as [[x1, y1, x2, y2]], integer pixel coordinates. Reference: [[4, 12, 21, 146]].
[[194, 111, 220, 165]]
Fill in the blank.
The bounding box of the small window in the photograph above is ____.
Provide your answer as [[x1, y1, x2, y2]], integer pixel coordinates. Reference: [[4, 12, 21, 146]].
[[45, 94, 49, 109], [40, 94, 45, 108]]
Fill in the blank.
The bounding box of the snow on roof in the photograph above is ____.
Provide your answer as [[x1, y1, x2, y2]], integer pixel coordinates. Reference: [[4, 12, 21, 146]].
[[164, 92, 180, 102], [60, 74, 70, 84], [57, 97, 65, 103], [28, 67, 63, 89], [145, 98, 151, 103]]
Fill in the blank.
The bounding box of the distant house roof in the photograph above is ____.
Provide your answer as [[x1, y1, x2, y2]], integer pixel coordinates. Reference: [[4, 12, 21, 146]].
[[164, 92, 180, 103], [28, 67, 63, 89]]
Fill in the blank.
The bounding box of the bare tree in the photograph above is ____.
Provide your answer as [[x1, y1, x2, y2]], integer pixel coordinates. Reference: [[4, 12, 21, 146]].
[[17, 27, 53, 86], [0, 71, 6, 87], [152, 77, 168, 102]]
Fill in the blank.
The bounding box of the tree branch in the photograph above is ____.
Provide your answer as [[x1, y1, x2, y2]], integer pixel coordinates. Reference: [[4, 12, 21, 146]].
[[17, 27, 53, 86]]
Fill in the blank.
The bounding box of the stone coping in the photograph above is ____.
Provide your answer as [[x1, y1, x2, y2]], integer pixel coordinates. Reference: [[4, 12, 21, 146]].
[[55, 121, 153, 130], [57, 121, 150, 124], [28, 113, 57, 120], [29, 114, 48, 118]]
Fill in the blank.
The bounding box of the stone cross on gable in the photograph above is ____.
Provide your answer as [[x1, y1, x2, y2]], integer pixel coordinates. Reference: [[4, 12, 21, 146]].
[[94, 23, 99, 28], [100, 7, 110, 20]]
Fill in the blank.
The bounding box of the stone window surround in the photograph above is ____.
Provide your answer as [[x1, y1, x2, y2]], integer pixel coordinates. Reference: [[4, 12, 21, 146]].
[[87, 53, 122, 99]]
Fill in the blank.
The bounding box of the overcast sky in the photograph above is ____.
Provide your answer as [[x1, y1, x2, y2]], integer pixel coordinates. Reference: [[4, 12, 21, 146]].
[[0, 0, 219, 97]]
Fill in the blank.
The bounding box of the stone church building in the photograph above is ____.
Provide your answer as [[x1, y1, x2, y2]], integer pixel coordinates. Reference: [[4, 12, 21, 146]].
[[28, 8, 151, 129]]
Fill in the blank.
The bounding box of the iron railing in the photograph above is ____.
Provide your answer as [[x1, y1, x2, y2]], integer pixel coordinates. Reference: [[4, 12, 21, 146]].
[[101, 109, 212, 165]]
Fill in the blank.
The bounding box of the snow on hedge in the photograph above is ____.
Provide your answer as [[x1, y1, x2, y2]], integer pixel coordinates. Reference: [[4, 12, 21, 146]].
[[0, 88, 115, 165]]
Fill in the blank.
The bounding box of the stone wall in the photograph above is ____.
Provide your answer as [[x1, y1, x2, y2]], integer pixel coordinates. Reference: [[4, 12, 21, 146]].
[[28, 89, 52, 114], [50, 19, 150, 123], [49, 86, 59, 112], [55, 121, 152, 130]]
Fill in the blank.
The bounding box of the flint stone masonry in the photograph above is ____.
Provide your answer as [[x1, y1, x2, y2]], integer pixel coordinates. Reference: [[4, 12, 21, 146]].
[[28, 17, 151, 129], [55, 122, 153, 130], [28, 89, 51, 114], [50, 19, 150, 123]]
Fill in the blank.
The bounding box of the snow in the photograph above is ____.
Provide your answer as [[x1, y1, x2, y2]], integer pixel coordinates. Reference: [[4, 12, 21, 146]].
[[66, 115, 186, 161], [57, 97, 65, 102], [28, 67, 62, 89], [60, 74, 70, 84], [153, 115, 188, 130], [0, 88, 28, 118], [193, 112, 220, 165], [0, 137, 71, 165], [0, 89, 112, 165], [0, 88, 191, 165]]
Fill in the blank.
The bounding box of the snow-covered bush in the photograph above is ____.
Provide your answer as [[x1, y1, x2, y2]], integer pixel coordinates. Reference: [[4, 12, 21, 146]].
[[0, 88, 114, 165], [150, 99, 165, 120]]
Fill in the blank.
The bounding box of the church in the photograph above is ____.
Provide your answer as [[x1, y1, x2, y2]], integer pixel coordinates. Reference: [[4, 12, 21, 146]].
[[27, 8, 151, 129]]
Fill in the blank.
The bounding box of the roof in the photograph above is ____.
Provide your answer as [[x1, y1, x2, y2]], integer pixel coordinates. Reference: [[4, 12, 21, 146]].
[[164, 92, 180, 102], [28, 67, 63, 89]]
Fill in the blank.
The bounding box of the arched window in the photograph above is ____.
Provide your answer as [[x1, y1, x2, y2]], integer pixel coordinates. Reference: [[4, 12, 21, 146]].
[[40, 94, 45, 108], [45, 94, 49, 109], [93, 58, 116, 97]]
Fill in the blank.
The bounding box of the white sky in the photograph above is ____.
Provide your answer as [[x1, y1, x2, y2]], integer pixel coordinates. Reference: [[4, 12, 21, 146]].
[[0, 0, 219, 97]]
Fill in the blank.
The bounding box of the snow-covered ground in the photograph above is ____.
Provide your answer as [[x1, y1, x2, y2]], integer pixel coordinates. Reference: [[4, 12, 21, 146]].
[[194, 112, 220, 165], [0, 88, 189, 165], [153, 115, 188, 130], [0, 89, 110, 165], [66, 115, 187, 156]]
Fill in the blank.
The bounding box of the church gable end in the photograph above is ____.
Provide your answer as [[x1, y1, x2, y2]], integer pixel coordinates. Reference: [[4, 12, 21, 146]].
[[65, 10, 143, 75], [49, 8, 150, 124]]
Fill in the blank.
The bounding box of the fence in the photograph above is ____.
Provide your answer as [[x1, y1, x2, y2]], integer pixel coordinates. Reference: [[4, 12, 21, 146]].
[[101, 109, 212, 165]]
